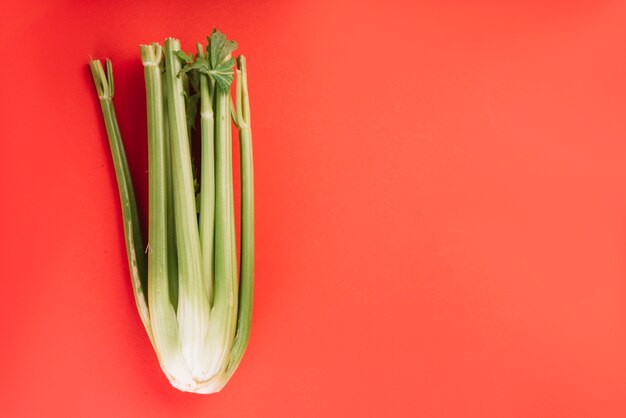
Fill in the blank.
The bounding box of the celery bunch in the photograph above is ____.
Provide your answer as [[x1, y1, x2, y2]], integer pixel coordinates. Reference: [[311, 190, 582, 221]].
[[89, 30, 253, 394]]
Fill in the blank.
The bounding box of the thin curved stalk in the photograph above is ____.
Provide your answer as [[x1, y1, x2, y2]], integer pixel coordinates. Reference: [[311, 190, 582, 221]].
[[89, 59, 152, 343], [224, 55, 254, 382]]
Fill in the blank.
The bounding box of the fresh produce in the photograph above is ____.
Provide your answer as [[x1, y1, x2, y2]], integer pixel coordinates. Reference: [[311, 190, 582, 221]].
[[89, 30, 254, 394]]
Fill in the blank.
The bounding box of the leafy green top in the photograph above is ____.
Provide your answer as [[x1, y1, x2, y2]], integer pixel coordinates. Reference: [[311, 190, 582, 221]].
[[175, 29, 238, 92]]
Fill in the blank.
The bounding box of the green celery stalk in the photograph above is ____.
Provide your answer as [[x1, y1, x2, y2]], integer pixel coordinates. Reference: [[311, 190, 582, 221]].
[[224, 55, 254, 383], [196, 43, 215, 307], [203, 53, 238, 383], [163, 38, 212, 383], [162, 65, 179, 311], [89, 59, 152, 343], [140, 44, 192, 386]]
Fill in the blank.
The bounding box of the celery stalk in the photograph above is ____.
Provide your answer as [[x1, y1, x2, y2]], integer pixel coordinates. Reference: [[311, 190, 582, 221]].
[[224, 55, 254, 382], [89, 59, 152, 343], [140, 44, 192, 386], [203, 56, 238, 383], [163, 38, 212, 383], [196, 43, 215, 307], [162, 67, 179, 311]]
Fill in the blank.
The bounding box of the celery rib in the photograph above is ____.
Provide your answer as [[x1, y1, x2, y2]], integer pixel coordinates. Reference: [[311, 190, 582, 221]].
[[203, 71, 237, 383], [164, 39, 212, 383], [89, 59, 152, 343], [141, 44, 192, 386], [196, 43, 216, 307], [224, 55, 254, 382]]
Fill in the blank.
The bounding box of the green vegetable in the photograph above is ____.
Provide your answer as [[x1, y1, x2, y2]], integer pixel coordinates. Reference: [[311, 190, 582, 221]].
[[89, 30, 254, 394]]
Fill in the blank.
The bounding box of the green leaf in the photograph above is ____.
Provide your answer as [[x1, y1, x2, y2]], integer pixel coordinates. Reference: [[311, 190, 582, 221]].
[[179, 56, 210, 77], [208, 57, 236, 92], [206, 30, 237, 90], [185, 92, 200, 130], [208, 29, 237, 69], [176, 30, 237, 91], [174, 50, 193, 64]]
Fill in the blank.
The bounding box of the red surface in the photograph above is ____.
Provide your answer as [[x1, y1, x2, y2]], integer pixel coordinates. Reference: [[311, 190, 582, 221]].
[[2, 1, 626, 417]]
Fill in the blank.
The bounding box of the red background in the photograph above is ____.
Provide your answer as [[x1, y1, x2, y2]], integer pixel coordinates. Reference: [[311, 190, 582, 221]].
[[2, 1, 626, 417]]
